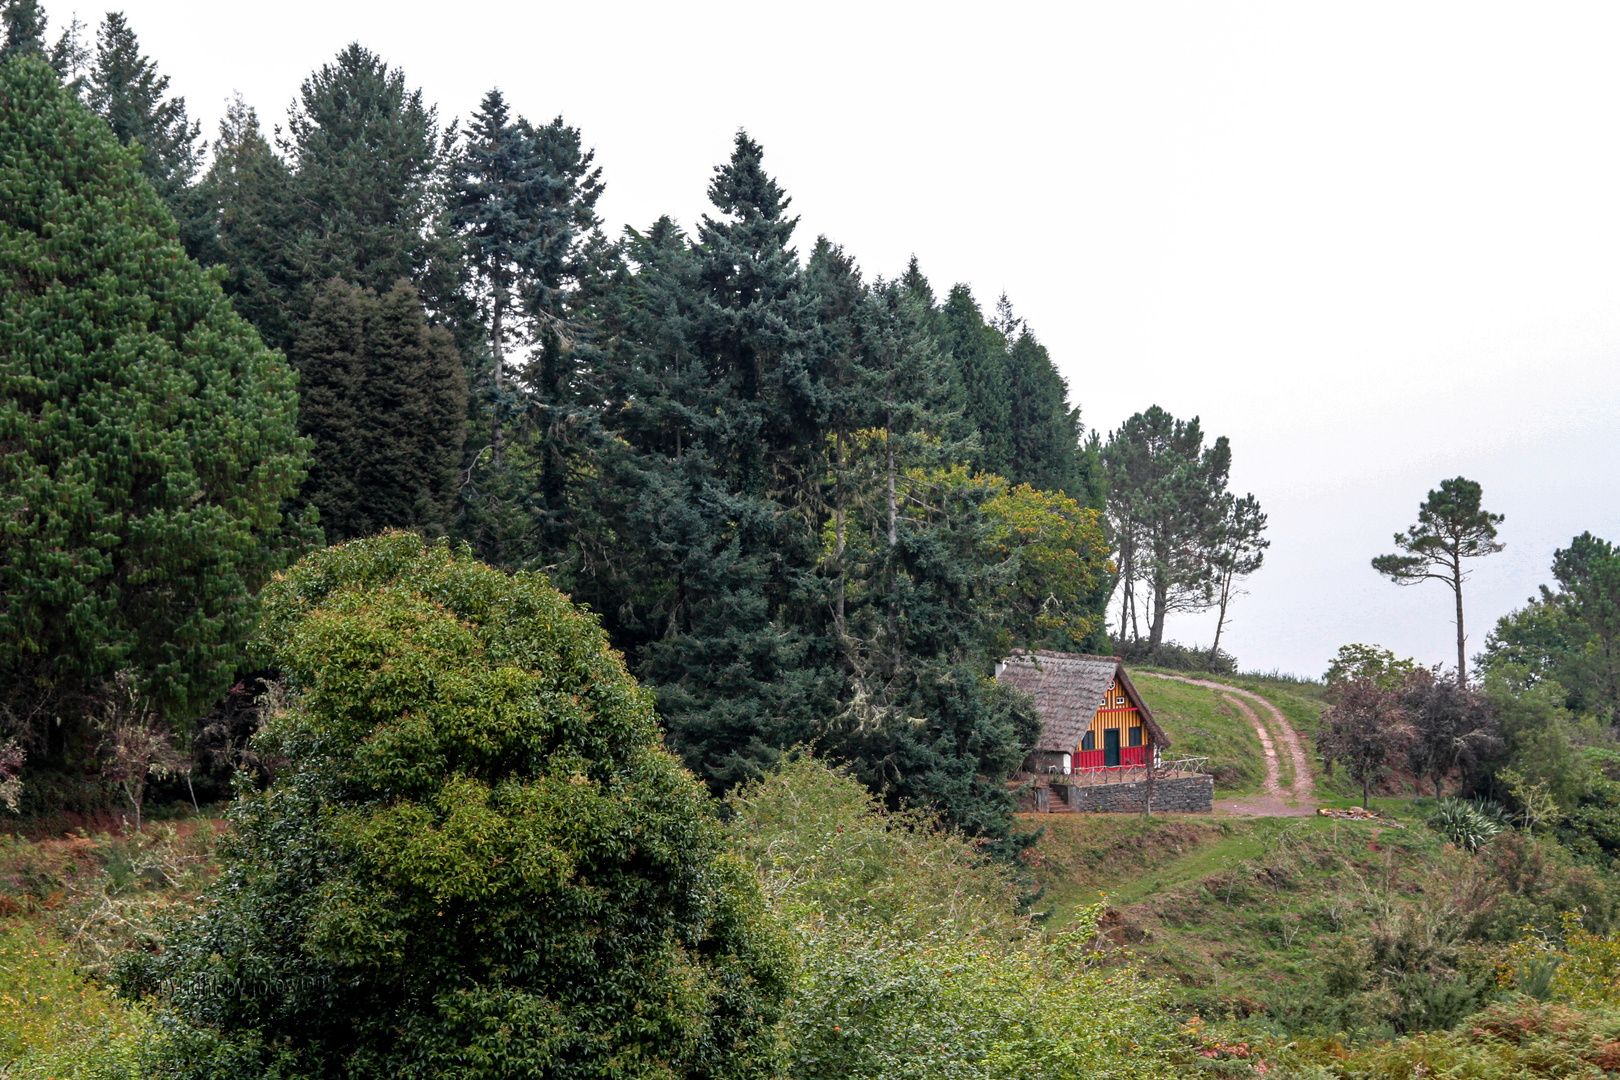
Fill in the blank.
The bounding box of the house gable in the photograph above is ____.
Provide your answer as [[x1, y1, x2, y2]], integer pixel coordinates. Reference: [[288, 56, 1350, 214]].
[[995, 651, 1171, 767]]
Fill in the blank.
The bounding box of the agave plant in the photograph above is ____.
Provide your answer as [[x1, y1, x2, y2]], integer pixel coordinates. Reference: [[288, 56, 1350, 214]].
[[1428, 797, 1504, 852]]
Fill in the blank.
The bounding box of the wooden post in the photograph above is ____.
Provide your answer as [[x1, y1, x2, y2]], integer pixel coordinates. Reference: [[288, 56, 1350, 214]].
[[1143, 752, 1156, 817]]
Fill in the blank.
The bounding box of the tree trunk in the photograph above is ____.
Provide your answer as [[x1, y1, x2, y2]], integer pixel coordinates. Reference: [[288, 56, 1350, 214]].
[[538, 328, 564, 532], [885, 418, 898, 668], [1210, 565, 1233, 664], [1116, 545, 1133, 644], [833, 433, 846, 646], [1452, 554, 1467, 685], [1148, 570, 1168, 648], [885, 426, 897, 551], [1362, 777, 1370, 810], [491, 286, 505, 468], [1143, 754, 1156, 818]]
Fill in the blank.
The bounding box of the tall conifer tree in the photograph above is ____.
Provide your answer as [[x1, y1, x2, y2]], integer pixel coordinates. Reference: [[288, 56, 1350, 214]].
[[450, 88, 607, 568], [631, 134, 836, 789], [452, 89, 542, 466], [0, 56, 311, 749], [292, 278, 466, 543], [279, 45, 451, 349], [1103, 406, 1231, 647], [525, 113, 605, 550], [86, 12, 200, 202], [939, 283, 1014, 473], [0, 0, 45, 60], [187, 96, 299, 348], [817, 280, 1038, 847], [1003, 326, 1086, 495]]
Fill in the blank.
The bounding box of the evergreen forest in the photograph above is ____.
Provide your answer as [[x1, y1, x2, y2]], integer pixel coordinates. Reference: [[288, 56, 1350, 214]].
[[0, 9, 1266, 844]]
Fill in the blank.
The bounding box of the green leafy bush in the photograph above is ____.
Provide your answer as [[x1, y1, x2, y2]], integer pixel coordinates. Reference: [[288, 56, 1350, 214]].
[[730, 755, 1173, 1079], [119, 533, 791, 1080]]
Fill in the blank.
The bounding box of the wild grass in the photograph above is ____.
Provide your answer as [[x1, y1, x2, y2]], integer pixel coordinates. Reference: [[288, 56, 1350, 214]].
[[0, 823, 219, 976], [1025, 798, 1615, 1048], [0, 921, 148, 1078], [1131, 675, 1269, 795]]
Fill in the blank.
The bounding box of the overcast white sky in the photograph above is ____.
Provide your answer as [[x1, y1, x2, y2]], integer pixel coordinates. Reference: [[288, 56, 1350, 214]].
[[71, 1, 1620, 678]]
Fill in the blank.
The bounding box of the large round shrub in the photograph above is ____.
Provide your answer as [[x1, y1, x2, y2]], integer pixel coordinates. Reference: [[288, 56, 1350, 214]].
[[122, 533, 789, 1079], [0, 56, 311, 735]]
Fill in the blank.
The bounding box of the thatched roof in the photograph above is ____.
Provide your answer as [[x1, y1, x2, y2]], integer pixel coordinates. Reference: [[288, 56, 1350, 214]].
[[995, 651, 1170, 753]]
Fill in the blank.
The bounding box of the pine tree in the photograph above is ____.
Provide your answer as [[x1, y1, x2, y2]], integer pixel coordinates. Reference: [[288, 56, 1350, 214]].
[[293, 279, 365, 541], [816, 283, 1039, 848], [0, 0, 45, 61], [45, 14, 87, 92], [1102, 406, 1231, 648], [86, 12, 200, 202], [939, 284, 1014, 474], [567, 216, 705, 644], [0, 56, 311, 747], [603, 168, 1047, 844], [628, 134, 837, 789], [691, 132, 824, 498], [280, 45, 451, 349], [1208, 491, 1269, 662], [805, 237, 870, 651], [525, 112, 605, 553], [187, 96, 300, 349], [452, 89, 543, 467], [292, 278, 466, 542], [1373, 476, 1505, 684], [1002, 325, 1086, 495], [362, 280, 467, 533], [450, 90, 607, 570]]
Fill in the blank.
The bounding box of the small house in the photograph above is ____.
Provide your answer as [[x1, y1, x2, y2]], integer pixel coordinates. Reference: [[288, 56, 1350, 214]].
[[995, 650, 1212, 813]]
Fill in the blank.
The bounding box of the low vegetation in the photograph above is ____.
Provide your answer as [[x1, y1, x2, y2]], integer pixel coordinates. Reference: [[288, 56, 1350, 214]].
[[0, 922, 145, 1080], [729, 756, 1173, 1079]]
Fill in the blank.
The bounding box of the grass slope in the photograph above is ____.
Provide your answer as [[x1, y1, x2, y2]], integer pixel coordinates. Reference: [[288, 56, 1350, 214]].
[[1132, 668, 1382, 800], [1027, 799, 1616, 1044], [1128, 674, 1269, 795]]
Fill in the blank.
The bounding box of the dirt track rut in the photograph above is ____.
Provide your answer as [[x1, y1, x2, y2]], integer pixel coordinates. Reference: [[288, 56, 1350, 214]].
[[1137, 673, 1315, 817]]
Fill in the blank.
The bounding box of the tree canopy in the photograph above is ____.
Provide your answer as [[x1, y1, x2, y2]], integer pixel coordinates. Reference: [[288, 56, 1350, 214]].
[[292, 277, 466, 542], [1102, 405, 1239, 649], [1373, 476, 1504, 684], [121, 534, 791, 1080], [85, 13, 200, 201], [1483, 532, 1620, 724], [3, 17, 1273, 840], [0, 54, 310, 753]]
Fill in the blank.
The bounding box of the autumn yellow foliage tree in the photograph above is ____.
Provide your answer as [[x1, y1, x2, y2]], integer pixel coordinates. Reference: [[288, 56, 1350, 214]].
[[983, 482, 1113, 651]]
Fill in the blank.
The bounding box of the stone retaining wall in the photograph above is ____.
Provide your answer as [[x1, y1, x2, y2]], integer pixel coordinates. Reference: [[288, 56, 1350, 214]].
[[1065, 774, 1212, 813], [1041, 774, 1213, 814]]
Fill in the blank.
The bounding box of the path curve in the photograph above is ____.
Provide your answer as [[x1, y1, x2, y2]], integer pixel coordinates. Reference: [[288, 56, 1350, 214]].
[[1137, 673, 1316, 817]]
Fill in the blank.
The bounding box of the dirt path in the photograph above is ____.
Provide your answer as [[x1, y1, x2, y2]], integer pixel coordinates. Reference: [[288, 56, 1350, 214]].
[[1137, 672, 1316, 817]]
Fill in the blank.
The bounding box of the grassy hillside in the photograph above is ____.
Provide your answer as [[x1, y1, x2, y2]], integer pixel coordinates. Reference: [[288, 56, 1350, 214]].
[[1127, 674, 1270, 795], [1129, 668, 1404, 801], [1026, 802, 1617, 1041]]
